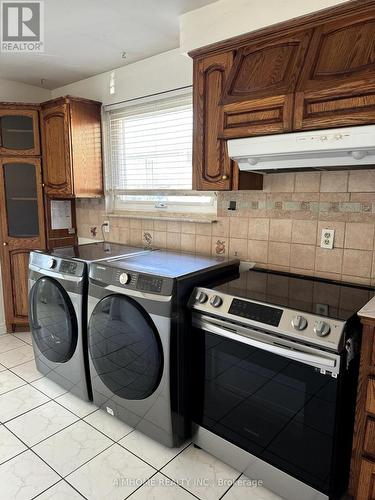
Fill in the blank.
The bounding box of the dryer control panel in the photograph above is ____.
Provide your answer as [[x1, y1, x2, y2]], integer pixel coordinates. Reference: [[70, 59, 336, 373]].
[[90, 263, 174, 295]]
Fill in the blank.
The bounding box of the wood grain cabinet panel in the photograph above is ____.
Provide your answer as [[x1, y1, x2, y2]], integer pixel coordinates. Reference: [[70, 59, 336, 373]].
[[41, 96, 103, 198], [367, 379, 375, 416], [193, 52, 234, 190], [364, 418, 375, 459], [357, 459, 375, 500], [295, 10, 375, 130]]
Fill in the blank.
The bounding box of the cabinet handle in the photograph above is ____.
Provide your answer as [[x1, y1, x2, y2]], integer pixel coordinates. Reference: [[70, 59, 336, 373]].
[[3, 242, 8, 246], [221, 175, 229, 180]]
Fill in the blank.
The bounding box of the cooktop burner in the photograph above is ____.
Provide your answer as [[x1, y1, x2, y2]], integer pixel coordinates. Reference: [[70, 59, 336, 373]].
[[214, 268, 375, 321]]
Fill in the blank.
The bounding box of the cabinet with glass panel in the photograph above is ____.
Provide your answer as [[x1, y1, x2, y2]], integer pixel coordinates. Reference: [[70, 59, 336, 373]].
[[0, 104, 45, 332]]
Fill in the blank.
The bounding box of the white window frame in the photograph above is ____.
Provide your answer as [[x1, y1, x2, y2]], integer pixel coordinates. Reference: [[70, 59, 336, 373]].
[[103, 87, 216, 217]]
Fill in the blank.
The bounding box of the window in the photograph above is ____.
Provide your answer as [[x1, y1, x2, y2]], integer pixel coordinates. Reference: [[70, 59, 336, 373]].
[[104, 87, 215, 215]]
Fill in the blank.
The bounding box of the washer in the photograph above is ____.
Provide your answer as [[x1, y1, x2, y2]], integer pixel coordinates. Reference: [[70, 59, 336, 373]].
[[28, 242, 151, 401], [87, 250, 239, 447]]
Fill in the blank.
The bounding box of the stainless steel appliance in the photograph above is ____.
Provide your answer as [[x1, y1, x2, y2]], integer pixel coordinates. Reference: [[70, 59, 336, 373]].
[[87, 250, 239, 447], [190, 268, 374, 500], [28, 242, 150, 401]]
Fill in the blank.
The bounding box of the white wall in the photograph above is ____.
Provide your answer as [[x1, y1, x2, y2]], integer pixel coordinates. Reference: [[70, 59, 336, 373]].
[[52, 48, 192, 104], [180, 0, 350, 53], [0, 77, 51, 103]]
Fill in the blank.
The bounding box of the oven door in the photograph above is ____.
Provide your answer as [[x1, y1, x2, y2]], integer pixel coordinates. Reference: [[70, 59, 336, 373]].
[[192, 315, 342, 496]]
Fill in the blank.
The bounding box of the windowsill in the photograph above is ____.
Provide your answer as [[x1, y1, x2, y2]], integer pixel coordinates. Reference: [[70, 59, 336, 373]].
[[106, 210, 217, 224]]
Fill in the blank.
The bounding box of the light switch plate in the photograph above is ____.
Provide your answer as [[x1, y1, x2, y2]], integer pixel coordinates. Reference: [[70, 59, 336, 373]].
[[320, 228, 335, 249]]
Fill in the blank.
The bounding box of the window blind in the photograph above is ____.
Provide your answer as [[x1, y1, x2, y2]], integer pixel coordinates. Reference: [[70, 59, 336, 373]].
[[107, 89, 193, 191]]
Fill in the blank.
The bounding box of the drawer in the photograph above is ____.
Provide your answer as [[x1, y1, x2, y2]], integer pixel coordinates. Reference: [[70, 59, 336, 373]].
[[357, 458, 375, 500], [364, 418, 375, 459], [366, 379, 375, 415]]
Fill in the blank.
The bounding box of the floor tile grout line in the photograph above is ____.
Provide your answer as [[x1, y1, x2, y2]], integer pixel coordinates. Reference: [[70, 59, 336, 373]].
[[157, 469, 202, 499], [217, 471, 243, 500], [31, 478, 88, 500]]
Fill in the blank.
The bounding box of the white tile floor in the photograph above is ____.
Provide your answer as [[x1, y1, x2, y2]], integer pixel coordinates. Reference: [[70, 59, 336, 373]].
[[0, 332, 282, 500]]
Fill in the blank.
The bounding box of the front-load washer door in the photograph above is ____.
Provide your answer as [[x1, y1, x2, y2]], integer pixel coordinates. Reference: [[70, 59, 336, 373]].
[[29, 277, 78, 363], [88, 294, 164, 400]]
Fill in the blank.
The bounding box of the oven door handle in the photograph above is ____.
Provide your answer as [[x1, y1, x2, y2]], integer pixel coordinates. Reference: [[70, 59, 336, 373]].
[[195, 319, 337, 371]]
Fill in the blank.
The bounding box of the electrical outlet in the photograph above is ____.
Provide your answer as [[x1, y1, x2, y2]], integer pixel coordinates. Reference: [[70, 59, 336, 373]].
[[320, 228, 335, 249], [103, 220, 110, 233]]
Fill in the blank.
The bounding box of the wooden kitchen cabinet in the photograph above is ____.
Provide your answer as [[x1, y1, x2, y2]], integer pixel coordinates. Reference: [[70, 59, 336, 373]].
[[295, 7, 375, 130], [349, 318, 375, 499], [0, 157, 46, 331], [41, 96, 103, 198], [190, 0, 375, 191], [0, 105, 40, 156]]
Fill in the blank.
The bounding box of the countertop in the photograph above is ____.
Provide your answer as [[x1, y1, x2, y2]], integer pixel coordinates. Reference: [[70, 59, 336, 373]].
[[358, 296, 375, 320]]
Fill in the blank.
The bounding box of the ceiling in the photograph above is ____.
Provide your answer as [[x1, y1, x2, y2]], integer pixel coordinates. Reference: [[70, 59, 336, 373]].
[[0, 0, 217, 90]]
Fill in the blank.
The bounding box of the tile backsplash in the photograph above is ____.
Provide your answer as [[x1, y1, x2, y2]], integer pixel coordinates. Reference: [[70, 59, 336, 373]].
[[77, 170, 375, 285]]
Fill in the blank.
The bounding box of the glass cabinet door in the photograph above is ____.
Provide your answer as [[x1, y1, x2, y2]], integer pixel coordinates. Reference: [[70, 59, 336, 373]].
[[0, 158, 45, 245], [0, 110, 40, 155]]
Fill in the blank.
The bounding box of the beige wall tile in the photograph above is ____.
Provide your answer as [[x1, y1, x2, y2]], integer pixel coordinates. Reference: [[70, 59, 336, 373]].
[[118, 228, 129, 244], [153, 231, 167, 248], [342, 249, 372, 278], [320, 171, 348, 192], [154, 220, 167, 232], [230, 217, 248, 239], [316, 221, 345, 248], [212, 238, 227, 257], [167, 232, 181, 251], [248, 218, 269, 240], [212, 218, 229, 237], [142, 219, 154, 230], [290, 244, 316, 270], [229, 238, 248, 259], [291, 220, 317, 245], [341, 275, 371, 285], [180, 233, 195, 253], [130, 219, 142, 229], [248, 240, 268, 264], [269, 219, 292, 242], [315, 248, 343, 274], [196, 223, 212, 236], [181, 222, 196, 234], [345, 223, 375, 251], [129, 229, 142, 246], [167, 221, 181, 233], [348, 170, 375, 193], [196, 235, 212, 255], [295, 172, 320, 192], [268, 242, 291, 267], [265, 173, 295, 192]]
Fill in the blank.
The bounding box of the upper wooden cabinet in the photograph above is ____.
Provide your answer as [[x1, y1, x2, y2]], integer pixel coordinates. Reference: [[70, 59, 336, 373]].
[[190, 0, 375, 191], [0, 105, 40, 156], [295, 8, 375, 130], [41, 96, 103, 198]]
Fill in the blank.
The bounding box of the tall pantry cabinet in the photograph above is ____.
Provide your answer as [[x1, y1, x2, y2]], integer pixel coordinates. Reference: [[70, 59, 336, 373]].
[[0, 104, 46, 332]]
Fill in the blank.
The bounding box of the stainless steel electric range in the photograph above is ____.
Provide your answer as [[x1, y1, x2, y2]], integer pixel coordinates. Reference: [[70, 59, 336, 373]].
[[189, 268, 375, 500]]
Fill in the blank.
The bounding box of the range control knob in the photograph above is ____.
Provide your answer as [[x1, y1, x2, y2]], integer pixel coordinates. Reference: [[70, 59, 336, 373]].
[[291, 315, 307, 331], [47, 258, 57, 269], [209, 295, 223, 308], [119, 272, 130, 285], [314, 320, 331, 337], [196, 291, 208, 304]]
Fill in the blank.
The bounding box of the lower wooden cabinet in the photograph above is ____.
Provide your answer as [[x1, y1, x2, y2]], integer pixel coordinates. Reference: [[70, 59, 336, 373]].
[[357, 459, 375, 500], [350, 319, 375, 498]]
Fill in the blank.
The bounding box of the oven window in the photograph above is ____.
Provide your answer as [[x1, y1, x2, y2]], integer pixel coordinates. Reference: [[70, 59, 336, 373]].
[[193, 328, 339, 494]]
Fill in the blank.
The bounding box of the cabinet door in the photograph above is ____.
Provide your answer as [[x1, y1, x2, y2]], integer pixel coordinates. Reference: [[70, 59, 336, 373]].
[[193, 52, 234, 190], [295, 11, 375, 130], [0, 109, 40, 156], [0, 158, 46, 330], [41, 104, 73, 196], [357, 459, 375, 500]]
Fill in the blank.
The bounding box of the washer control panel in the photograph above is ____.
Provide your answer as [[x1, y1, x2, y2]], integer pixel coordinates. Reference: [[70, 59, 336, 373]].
[[29, 252, 85, 277], [190, 287, 346, 352], [90, 263, 173, 296]]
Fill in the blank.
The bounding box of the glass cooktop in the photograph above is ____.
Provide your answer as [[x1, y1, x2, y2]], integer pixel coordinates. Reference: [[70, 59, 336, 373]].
[[215, 268, 375, 321]]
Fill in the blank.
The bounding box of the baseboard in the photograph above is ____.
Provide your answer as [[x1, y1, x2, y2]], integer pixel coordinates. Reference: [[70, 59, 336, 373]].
[[0, 322, 7, 335]]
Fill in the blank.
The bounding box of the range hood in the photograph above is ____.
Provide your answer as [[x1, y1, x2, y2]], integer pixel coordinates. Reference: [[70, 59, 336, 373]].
[[228, 125, 375, 172]]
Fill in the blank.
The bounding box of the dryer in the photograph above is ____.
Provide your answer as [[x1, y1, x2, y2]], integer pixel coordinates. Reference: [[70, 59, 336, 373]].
[[87, 250, 239, 446], [28, 243, 150, 401]]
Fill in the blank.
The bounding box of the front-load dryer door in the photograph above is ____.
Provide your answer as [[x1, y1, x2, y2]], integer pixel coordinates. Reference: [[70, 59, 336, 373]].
[[29, 277, 78, 363], [88, 294, 164, 401]]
